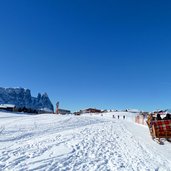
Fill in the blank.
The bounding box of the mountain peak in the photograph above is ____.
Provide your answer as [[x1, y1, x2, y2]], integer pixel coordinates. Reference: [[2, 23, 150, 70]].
[[0, 87, 54, 112]]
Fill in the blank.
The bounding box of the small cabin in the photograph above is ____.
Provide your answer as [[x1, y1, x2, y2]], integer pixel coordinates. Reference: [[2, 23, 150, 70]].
[[81, 108, 102, 114], [0, 104, 16, 112], [58, 109, 71, 115]]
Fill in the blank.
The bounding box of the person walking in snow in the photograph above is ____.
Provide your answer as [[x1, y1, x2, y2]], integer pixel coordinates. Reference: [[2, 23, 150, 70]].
[[118, 115, 119, 119], [123, 115, 125, 119]]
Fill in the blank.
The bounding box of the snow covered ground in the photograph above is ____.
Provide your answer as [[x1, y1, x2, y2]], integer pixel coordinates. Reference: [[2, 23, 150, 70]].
[[0, 111, 171, 171]]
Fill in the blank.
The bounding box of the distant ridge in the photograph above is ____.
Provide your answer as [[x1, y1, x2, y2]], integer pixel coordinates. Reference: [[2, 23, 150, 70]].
[[0, 87, 54, 112]]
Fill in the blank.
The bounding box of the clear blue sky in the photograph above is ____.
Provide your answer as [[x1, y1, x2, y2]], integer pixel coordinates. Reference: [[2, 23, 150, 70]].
[[0, 0, 171, 112]]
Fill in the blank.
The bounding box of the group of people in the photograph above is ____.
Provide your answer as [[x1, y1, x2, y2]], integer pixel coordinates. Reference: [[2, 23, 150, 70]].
[[113, 115, 126, 119], [147, 113, 171, 128], [146, 113, 171, 141], [156, 113, 171, 120]]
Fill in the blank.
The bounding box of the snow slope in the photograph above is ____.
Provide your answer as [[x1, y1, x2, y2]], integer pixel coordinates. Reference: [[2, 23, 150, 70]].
[[0, 111, 171, 171]]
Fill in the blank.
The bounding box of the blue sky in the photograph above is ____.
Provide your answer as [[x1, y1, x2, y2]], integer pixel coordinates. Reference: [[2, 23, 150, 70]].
[[0, 0, 171, 112]]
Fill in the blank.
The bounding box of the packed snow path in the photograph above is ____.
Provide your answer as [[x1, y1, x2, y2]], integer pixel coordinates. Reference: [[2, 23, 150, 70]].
[[0, 112, 171, 171]]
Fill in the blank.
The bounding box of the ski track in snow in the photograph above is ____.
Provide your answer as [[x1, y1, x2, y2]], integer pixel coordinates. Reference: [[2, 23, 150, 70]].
[[0, 113, 171, 171]]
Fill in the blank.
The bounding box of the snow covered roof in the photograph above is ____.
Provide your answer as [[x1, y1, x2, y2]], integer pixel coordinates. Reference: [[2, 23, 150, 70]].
[[39, 108, 53, 113], [0, 104, 16, 108], [126, 109, 140, 113]]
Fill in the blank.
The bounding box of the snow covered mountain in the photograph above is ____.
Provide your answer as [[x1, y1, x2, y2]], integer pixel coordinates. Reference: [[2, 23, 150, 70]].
[[0, 87, 54, 112]]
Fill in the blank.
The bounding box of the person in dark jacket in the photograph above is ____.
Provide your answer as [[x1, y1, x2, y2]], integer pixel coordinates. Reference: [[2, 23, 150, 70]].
[[163, 113, 171, 120], [156, 114, 162, 120]]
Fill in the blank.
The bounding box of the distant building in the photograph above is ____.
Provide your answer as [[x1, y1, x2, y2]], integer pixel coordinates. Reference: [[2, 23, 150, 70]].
[[102, 109, 116, 113], [74, 111, 81, 115], [102, 110, 108, 113], [0, 104, 16, 112], [126, 109, 141, 113], [80, 108, 101, 114], [55, 101, 71, 114], [38, 108, 54, 114], [58, 109, 71, 115]]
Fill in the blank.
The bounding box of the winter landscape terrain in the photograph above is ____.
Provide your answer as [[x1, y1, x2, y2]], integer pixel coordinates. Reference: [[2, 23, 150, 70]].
[[0, 111, 171, 171]]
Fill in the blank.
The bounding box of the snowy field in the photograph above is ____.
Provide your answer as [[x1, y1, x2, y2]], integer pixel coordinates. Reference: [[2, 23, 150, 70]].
[[0, 111, 171, 171]]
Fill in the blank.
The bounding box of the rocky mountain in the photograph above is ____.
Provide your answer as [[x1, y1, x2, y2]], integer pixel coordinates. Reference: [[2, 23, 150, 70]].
[[0, 87, 54, 112]]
